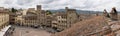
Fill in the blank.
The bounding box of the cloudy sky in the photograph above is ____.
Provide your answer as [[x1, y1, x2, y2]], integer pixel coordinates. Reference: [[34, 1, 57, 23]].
[[0, 0, 119, 11]]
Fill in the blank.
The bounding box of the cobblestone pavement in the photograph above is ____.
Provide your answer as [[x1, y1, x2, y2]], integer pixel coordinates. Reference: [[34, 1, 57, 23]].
[[11, 26, 51, 36]]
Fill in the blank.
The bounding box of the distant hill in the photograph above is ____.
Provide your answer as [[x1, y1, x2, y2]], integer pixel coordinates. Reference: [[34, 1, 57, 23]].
[[49, 9, 102, 14]]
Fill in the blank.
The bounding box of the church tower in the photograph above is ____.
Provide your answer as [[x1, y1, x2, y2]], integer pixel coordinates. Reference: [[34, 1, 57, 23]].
[[110, 7, 118, 21]]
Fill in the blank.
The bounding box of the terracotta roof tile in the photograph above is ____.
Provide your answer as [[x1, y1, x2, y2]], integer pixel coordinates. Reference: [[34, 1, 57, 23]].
[[51, 16, 109, 36]]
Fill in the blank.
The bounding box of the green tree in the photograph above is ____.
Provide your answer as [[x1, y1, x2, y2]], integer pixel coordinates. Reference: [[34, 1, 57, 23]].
[[11, 8, 18, 13], [46, 10, 52, 15]]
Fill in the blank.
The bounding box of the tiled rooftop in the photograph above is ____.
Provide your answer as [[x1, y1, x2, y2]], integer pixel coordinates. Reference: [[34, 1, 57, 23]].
[[51, 16, 110, 36]]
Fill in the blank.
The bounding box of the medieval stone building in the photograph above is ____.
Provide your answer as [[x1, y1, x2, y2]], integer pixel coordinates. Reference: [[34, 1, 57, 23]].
[[19, 5, 47, 27], [46, 15, 53, 27], [38, 10, 47, 26], [110, 7, 118, 21], [51, 16, 115, 36], [36, 5, 47, 27], [51, 12, 67, 31], [22, 11, 38, 26], [15, 5, 79, 31], [66, 7, 78, 27], [0, 9, 9, 30], [49, 7, 79, 31], [9, 13, 16, 24]]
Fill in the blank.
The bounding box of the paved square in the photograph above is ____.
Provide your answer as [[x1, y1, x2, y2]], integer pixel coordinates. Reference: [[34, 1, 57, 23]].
[[12, 26, 51, 36]]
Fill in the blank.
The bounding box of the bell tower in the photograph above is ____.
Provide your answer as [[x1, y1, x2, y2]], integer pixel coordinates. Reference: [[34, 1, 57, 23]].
[[36, 5, 41, 11]]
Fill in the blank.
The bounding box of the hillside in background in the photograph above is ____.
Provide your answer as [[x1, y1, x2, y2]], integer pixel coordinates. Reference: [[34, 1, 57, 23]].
[[50, 9, 120, 14], [50, 9, 101, 14]]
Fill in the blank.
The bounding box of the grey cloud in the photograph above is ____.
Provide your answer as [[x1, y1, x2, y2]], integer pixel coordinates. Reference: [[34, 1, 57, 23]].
[[0, 0, 120, 11], [40, 0, 55, 4], [17, 0, 34, 5], [3, 0, 13, 4]]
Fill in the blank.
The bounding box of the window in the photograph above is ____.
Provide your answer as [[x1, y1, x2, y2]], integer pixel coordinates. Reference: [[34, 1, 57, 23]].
[[58, 21, 60, 23]]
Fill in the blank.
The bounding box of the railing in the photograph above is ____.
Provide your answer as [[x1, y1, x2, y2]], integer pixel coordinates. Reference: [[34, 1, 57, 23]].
[[0, 25, 11, 36]]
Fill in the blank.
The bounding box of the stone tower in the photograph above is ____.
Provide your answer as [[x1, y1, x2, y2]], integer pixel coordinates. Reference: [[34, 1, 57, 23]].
[[37, 5, 41, 11], [36, 5, 47, 26], [103, 9, 109, 18], [66, 7, 78, 27], [110, 7, 118, 21]]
